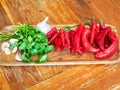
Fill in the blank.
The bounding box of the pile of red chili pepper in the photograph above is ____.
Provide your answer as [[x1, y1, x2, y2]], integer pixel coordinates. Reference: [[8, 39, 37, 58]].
[[46, 20, 119, 59]]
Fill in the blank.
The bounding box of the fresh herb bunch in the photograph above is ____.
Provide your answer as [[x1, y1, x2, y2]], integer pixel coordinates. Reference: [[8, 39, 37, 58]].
[[0, 24, 54, 63]]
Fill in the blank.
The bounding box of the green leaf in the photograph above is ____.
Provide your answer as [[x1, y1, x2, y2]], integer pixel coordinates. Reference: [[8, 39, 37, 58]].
[[38, 45, 45, 53], [19, 35, 24, 39], [19, 42, 26, 50], [31, 42, 35, 46], [29, 30, 35, 35], [35, 43, 41, 49], [30, 48, 38, 55], [35, 38, 41, 42], [35, 54, 47, 63], [28, 36, 33, 43], [45, 45, 54, 53], [22, 52, 31, 62], [36, 34, 42, 38], [26, 43, 32, 49]]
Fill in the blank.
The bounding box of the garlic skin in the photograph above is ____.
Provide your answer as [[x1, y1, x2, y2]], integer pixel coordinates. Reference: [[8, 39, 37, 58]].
[[4, 48, 11, 55], [1, 42, 10, 52], [37, 17, 51, 34], [15, 51, 22, 61], [12, 46, 18, 53]]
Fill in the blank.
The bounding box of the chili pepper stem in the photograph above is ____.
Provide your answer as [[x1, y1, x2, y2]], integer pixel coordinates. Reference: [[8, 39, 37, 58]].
[[100, 19, 104, 24]]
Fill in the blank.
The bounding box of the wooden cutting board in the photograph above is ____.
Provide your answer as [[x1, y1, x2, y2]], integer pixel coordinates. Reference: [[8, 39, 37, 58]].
[[0, 24, 120, 66]]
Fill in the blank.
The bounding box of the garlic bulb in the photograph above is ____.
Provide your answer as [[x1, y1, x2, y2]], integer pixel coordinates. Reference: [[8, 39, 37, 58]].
[[37, 17, 51, 34], [4, 48, 11, 55], [15, 51, 22, 61], [1, 42, 10, 51]]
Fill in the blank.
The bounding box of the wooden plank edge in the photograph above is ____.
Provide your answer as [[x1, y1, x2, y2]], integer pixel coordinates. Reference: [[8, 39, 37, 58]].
[[0, 60, 120, 66]]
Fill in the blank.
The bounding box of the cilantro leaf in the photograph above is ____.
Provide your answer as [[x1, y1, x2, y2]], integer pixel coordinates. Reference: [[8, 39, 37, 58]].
[[35, 54, 47, 63]]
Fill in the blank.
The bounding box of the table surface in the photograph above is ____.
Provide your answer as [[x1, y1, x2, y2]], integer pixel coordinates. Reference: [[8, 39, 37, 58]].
[[0, 0, 120, 90]]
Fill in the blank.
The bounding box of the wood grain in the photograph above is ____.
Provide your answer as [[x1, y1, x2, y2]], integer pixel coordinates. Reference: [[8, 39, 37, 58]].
[[27, 64, 120, 90], [0, 67, 10, 90], [0, 0, 120, 90]]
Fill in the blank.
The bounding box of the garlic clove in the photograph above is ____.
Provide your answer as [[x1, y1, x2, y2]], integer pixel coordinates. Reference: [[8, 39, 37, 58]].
[[15, 51, 22, 61], [9, 38, 18, 43], [12, 46, 18, 53], [4, 48, 11, 55], [1, 42, 10, 51], [37, 17, 51, 34]]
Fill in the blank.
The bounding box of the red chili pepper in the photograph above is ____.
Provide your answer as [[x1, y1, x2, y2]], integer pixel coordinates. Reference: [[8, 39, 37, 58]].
[[60, 44, 64, 52], [54, 36, 64, 52], [64, 32, 71, 48], [99, 20, 105, 31], [90, 22, 97, 45], [95, 31, 119, 59], [69, 30, 76, 54], [54, 37, 61, 51], [72, 24, 84, 54], [95, 26, 100, 38], [82, 28, 100, 53], [95, 26, 111, 50], [104, 35, 111, 48], [69, 30, 75, 46], [59, 29, 65, 46], [48, 32, 58, 44], [46, 27, 57, 38]]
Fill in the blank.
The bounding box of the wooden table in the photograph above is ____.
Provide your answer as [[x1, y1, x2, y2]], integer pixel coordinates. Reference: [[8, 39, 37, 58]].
[[0, 0, 120, 90]]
